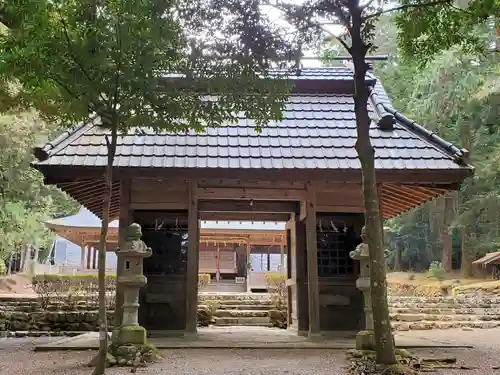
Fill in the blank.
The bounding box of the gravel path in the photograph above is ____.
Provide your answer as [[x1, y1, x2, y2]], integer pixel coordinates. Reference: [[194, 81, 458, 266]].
[[2, 328, 500, 375], [0, 338, 349, 375], [409, 328, 500, 375]]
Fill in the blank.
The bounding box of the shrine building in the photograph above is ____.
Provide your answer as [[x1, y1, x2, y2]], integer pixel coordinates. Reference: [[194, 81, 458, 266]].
[[32, 66, 472, 337]]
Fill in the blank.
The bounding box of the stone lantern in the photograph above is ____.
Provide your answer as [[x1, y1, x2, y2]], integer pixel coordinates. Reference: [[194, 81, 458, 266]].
[[349, 226, 391, 350], [115, 223, 152, 346]]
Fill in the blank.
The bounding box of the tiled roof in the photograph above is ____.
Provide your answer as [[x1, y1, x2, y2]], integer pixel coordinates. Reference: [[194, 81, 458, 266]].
[[33, 67, 469, 172]]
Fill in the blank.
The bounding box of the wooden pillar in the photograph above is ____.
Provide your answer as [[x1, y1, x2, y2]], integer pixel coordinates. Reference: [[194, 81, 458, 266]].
[[185, 180, 200, 334], [92, 247, 97, 269], [280, 242, 285, 272], [246, 241, 251, 292], [285, 226, 292, 327], [246, 241, 251, 272], [287, 213, 309, 335], [216, 243, 220, 282], [305, 184, 320, 338], [296, 215, 309, 335], [115, 179, 132, 328], [86, 246, 92, 269], [80, 241, 86, 269]]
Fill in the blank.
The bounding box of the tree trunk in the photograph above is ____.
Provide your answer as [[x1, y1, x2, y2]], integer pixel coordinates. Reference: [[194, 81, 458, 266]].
[[92, 125, 118, 375], [442, 193, 454, 272], [7, 253, 13, 275], [460, 227, 473, 278], [495, 18, 499, 52], [350, 7, 397, 365], [394, 241, 402, 272], [19, 245, 26, 272]]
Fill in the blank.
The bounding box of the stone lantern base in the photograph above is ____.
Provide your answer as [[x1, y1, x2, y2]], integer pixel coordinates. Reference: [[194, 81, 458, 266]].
[[116, 324, 148, 346], [355, 330, 376, 350]]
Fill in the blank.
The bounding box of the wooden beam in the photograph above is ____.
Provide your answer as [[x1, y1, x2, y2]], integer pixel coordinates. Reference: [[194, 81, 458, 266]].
[[394, 184, 438, 201], [199, 200, 299, 213], [56, 179, 94, 188], [200, 212, 290, 221], [305, 183, 320, 338], [198, 179, 306, 190], [381, 198, 408, 216], [130, 202, 188, 210], [383, 184, 428, 206], [39, 164, 471, 186], [381, 189, 425, 209], [62, 180, 104, 198], [380, 202, 400, 218], [313, 182, 363, 193], [77, 184, 120, 206], [412, 185, 443, 197], [197, 187, 305, 201], [186, 179, 200, 334], [200, 237, 285, 246], [316, 204, 365, 214]]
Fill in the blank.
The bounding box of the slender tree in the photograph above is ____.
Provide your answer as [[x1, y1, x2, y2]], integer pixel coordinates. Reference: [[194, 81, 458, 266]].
[[275, 0, 493, 365], [442, 192, 454, 272], [1, 0, 293, 373]]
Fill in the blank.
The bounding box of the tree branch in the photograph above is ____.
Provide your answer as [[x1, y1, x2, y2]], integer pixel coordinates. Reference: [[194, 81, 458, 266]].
[[111, 2, 123, 126], [331, 33, 352, 53], [361, 0, 378, 11], [56, 9, 108, 105], [330, 6, 352, 34], [364, 0, 452, 20]]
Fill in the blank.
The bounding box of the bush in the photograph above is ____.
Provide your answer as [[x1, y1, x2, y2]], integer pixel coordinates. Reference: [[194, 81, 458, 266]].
[[197, 300, 219, 326], [198, 273, 211, 291], [265, 272, 287, 328], [32, 274, 116, 309], [265, 272, 286, 295], [427, 261, 446, 281]]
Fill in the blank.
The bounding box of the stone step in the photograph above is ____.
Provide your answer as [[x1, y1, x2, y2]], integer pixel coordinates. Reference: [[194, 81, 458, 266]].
[[390, 313, 500, 322], [214, 316, 272, 326], [392, 320, 500, 331], [388, 303, 500, 310], [214, 309, 269, 318], [213, 304, 273, 311], [390, 307, 500, 315], [202, 299, 274, 306], [3, 330, 92, 338], [199, 293, 271, 301], [388, 297, 500, 304]]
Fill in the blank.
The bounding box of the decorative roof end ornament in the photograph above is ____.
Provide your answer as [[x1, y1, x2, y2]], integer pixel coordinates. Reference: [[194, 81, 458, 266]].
[[369, 92, 395, 131]]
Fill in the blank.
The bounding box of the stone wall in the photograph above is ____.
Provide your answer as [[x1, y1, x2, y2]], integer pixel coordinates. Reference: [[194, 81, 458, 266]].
[[389, 296, 500, 331], [0, 298, 114, 336], [2, 295, 500, 337]]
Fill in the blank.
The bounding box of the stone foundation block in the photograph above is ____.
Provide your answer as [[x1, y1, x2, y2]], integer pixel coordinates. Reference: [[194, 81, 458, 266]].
[[355, 330, 376, 350], [116, 325, 147, 345]]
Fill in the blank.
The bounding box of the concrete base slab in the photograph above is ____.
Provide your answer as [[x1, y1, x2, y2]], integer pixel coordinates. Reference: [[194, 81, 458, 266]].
[[33, 326, 473, 352]]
